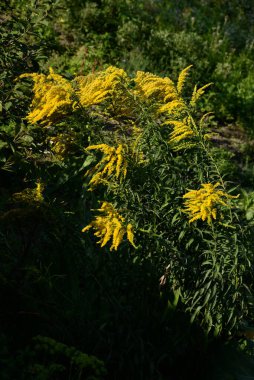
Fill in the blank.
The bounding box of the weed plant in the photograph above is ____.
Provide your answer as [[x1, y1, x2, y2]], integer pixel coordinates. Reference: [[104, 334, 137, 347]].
[[18, 65, 253, 336], [1, 1, 254, 379]]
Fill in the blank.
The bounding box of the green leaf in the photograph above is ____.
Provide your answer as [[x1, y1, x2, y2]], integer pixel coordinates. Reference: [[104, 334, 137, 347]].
[[246, 208, 254, 220], [0, 141, 8, 149], [4, 102, 12, 111], [80, 155, 95, 170], [178, 230, 185, 241]]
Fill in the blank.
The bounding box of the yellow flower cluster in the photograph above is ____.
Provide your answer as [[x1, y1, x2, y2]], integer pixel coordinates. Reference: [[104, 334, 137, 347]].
[[134, 66, 192, 107], [82, 201, 135, 251], [134, 66, 198, 150], [86, 143, 127, 189], [20, 68, 74, 125], [163, 116, 195, 147], [159, 98, 187, 116], [12, 180, 44, 204], [190, 83, 213, 107], [35, 181, 44, 202], [134, 71, 176, 102], [20, 65, 210, 153], [77, 66, 128, 107], [159, 66, 196, 149], [182, 182, 237, 224], [106, 65, 210, 151], [176, 65, 193, 95]]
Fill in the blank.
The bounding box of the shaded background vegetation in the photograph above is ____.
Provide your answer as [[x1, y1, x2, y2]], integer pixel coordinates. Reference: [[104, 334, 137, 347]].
[[1, 0, 254, 379]]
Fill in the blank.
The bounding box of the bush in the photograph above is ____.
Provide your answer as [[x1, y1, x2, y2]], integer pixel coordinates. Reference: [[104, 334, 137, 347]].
[[18, 65, 253, 336]]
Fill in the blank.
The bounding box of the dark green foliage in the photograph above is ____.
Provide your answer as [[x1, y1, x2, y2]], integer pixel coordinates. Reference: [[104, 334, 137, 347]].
[[0, 335, 106, 380], [41, 0, 254, 130]]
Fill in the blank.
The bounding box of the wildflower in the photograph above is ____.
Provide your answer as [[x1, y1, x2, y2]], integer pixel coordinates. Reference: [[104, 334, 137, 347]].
[[135, 69, 193, 149], [82, 201, 136, 251], [77, 66, 128, 107], [19, 68, 74, 125], [126, 224, 135, 247], [163, 116, 196, 150], [35, 180, 44, 202], [177, 65, 192, 95], [86, 143, 127, 189], [159, 99, 187, 115], [190, 83, 213, 107], [139, 65, 193, 113], [182, 182, 238, 224], [134, 71, 177, 102], [12, 180, 44, 204]]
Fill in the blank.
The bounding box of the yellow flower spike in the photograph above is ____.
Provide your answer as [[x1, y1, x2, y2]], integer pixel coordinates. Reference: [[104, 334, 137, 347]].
[[19, 69, 74, 125], [100, 220, 113, 248], [111, 228, 126, 251], [177, 65, 193, 95], [82, 202, 135, 251], [81, 224, 92, 233], [163, 118, 196, 148], [134, 71, 176, 102], [190, 83, 213, 107], [182, 183, 238, 224], [159, 100, 186, 115], [86, 144, 114, 155], [111, 218, 123, 250], [102, 157, 117, 177], [77, 66, 128, 107], [12, 180, 44, 204], [126, 223, 136, 248], [86, 143, 127, 189], [35, 180, 44, 202]]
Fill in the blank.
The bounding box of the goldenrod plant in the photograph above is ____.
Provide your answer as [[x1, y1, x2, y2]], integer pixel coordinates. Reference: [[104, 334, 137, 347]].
[[2, 2, 254, 378], [77, 66, 129, 108], [21, 65, 251, 336], [20, 68, 74, 125], [82, 201, 135, 251], [182, 182, 239, 224], [85, 143, 128, 189]]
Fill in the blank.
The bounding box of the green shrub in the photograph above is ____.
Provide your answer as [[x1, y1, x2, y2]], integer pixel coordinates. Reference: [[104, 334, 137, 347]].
[[19, 65, 253, 336]]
